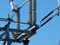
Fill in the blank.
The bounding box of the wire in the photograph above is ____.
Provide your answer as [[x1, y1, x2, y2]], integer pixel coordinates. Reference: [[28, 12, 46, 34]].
[[40, 12, 58, 27], [18, 0, 29, 9], [40, 6, 59, 22]]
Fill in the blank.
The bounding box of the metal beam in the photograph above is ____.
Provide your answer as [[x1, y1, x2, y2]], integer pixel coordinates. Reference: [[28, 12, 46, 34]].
[[0, 38, 21, 43], [0, 27, 30, 33], [28, 0, 32, 25], [32, 0, 36, 25], [0, 32, 6, 37]]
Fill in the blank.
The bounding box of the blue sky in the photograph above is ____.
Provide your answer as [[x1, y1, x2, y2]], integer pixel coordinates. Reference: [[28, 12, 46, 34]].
[[0, 0, 60, 45]]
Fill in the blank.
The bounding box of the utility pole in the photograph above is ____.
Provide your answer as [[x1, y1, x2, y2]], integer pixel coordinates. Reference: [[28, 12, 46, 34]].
[[0, 0, 59, 45]]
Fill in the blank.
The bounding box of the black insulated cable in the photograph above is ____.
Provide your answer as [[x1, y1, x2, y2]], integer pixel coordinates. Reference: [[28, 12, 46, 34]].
[[40, 10, 54, 22], [40, 13, 57, 27]]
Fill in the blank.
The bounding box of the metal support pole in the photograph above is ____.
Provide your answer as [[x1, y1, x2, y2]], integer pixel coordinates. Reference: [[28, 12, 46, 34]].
[[58, 0, 60, 15], [28, 0, 32, 26], [3, 21, 11, 45], [9, 0, 20, 30], [16, 9, 20, 30], [32, 0, 36, 25], [6, 22, 11, 45], [59, 40, 60, 45], [3, 38, 6, 45]]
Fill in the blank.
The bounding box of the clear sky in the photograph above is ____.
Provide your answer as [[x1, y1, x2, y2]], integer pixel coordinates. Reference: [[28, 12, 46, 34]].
[[0, 0, 60, 45]]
